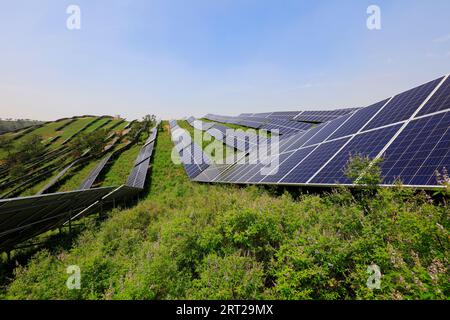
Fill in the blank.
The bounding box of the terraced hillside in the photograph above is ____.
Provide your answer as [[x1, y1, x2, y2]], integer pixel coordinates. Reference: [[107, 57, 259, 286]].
[[0, 116, 136, 199], [1, 122, 448, 300]]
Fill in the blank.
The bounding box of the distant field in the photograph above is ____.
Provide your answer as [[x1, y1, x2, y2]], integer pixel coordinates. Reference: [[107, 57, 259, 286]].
[[84, 117, 111, 133], [0, 119, 42, 135], [53, 117, 98, 146]]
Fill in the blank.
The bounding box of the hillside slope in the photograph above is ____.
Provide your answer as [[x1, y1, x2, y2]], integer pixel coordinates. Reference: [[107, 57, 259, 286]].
[[0, 119, 43, 135], [3, 122, 448, 300]]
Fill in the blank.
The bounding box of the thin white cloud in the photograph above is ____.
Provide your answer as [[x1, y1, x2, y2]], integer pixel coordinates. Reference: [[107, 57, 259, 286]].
[[433, 34, 450, 43]]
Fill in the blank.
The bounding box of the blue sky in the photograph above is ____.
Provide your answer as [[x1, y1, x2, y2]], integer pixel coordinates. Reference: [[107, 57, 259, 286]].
[[0, 0, 449, 120]]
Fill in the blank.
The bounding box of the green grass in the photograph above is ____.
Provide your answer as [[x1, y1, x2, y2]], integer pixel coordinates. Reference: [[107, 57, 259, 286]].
[[15, 151, 76, 197], [112, 121, 129, 132], [99, 145, 141, 187], [0, 119, 42, 135], [2, 122, 448, 300], [55, 159, 103, 192], [18, 171, 59, 197], [26, 119, 71, 141], [102, 119, 124, 131], [54, 117, 97, 146], [0, 119, 71, 160], [84, 118, 111, 133]]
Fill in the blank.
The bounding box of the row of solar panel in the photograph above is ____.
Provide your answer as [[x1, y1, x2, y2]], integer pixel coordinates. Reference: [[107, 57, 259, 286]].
[[170, 122, 212, 179], [235, 108, 358, 122], [192, 74, 450, 187], [126, 126, 159, 189], [0, 122, 160, 251], [203, 114, 314, 135], [0, 186, 116, 251]]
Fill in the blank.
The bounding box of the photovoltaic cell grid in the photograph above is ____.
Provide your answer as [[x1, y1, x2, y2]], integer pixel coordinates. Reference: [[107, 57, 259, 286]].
[[280, 138, 350, 184], [303, 113, 354, 147], [311, 124, 402, 184], [380, 112, 450, 186], [417, 76, 450, 117], [185, 75, 450, 188], [78, 154, 113, 190], [126, 125, 159, 188], [269, 111, 301, 120], [364, 77, 444, 130], [259, 147, 316, 183], [1, 120, 160, 250], [293, 108, 356, 122], [0, 187, 116, 251], [281, 122, 329, 152], [329, 99, 389, 140], [178, 144, 211, 179]]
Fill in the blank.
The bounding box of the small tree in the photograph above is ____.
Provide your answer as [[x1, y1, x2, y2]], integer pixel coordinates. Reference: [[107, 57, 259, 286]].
[[0, 136, 13, 155], [345, 154, 383, 188], [344, 154, 384, 205], [18, 134, 45, 159], [69, 129, 108, 158]]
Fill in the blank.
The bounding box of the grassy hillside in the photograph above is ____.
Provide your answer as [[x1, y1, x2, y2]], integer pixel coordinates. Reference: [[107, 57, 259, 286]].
[[3, 122, 448, 300], [0, 119, 43, 135]]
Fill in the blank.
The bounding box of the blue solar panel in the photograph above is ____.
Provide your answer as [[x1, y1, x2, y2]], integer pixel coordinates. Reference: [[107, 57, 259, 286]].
[[364, 77, 443, 130], [269, 111, 300, 120], [311, 124, 401, 184], [304, 113, 353, 147], [381, 111, 450, 186], [177, 143, 211, 179], [417, 76, 450, 116], [282, 122, 329, 152], [258, 148, 315, 183], [280, 138, 350, 184], [230, 163, 263, 183], [329, 99, 389, 140]]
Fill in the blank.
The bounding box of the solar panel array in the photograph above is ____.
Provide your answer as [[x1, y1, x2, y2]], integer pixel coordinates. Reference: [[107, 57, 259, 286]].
[[182, 74, 450, 188], [37, 160, 82, 195], [126, 126, 158, 189], [170, 122, 212, 179], [78, 154, 113, 190], [203, 123, 268, 152], [0, 187, 116, 251], [0, 122, 160, 251], [293, 108, 359, 123], [203, 113, 314, 133]]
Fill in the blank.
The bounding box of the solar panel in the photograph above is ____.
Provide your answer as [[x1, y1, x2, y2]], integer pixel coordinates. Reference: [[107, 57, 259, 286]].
[[329, 99, 389, 140], [380, 111, 450, 186], [310, 124, 401, 184], [417, 76, 450, 116], [280, 138, 350, 184], [303, 113, 354, 147], [0, 187, 116, 251], [281, 122, 329, 152], [244, 151, 299, 183], [268, 111, 301, 120], [126, 125, 158, 189], [127, 158, 151, 189], [176, 142, 211, 179], [364, 77, 444, 130]]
